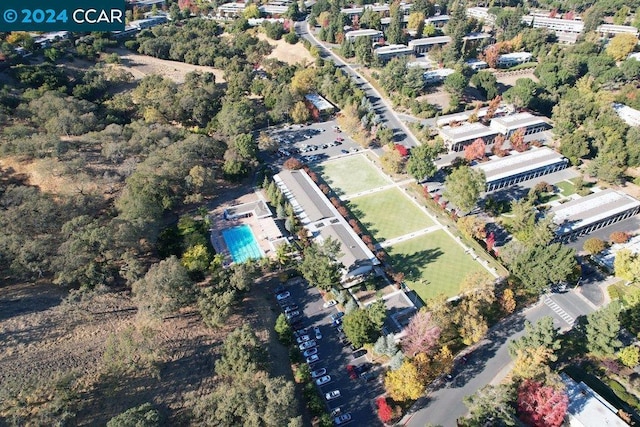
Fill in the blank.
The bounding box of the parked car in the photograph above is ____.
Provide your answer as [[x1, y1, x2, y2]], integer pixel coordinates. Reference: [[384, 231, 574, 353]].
[[335, 137, 344, 142], [314, 326, 322, 340], [334, 413, 352, 425], [303, 348, 318, 357], [274, 285, 285, 294], [330, 407, 342, 417], [332, 318, 342, 327], [354, 363, 372, 374], [299, 340, 317, 351], [323, 300, 337, 308], [315, 375, 331, 386], [311, 368, 327, 378], [283, 304, 298, 313], [276, 291, 291, 301], [325, 390, 341, 401], [346, 365, 357, 380], [293, 328, 308, 338], [306, 354, 320, 364], [330, 312, 345, 322], [286, 310, 301, 320], [340, 149, 349, 154], [361, 371, 377, 382], [352, 349, 367, 359], [296, 334, 311, 344]]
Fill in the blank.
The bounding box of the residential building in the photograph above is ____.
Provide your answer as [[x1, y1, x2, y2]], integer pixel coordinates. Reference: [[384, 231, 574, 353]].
[[473, 147, 568, 191], [465, 59, 488, 70], [551, 189, 640, 241], [466, 7, 495, 24], [408, 36, 451, 54], [274, 169, 379, 283], [33, 31, 70, 48], [259, 4, 289, 16], [489, 112, 552, 137], [345, 29, 384, 43], [612, 103, 640, 127], [423, 68, 455, 84], [304, 93, 335, 119], [217, 2, 247, 17], [496, 52, 533, 67], [594, 234, 640, 271], [438, 122, 499, 152], [462, 32, 492, 42], [598, 24, 639, 37], [340, 3, 411, 19], [374, 44, 414, 63], [425, 14, 449, 28], [561, 373, 629, 427], [522, 15, 584, 34], [128, 15, 168, 30]]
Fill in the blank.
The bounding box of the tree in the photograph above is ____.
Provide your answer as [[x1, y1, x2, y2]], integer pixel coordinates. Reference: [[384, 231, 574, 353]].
[[343, 308, 379, 348], [461, 384, 516, 427], [258, 132, 279, 152], [408, 12, 425, 37], [299, 239, 341, 290], [485, 95, 502, 121], [457, 215, 486, 240], [107, 403, 160, 427], [619, 345, 640, 367], [354, 36, 373, 66], [606, 34, 640, 61], [503, 78, 538, 110], [376, 397, 393, 423], [198, 287, 237, 329], [384, 360, 425, 401], [290, 68, 317, 95], [386, 1, 405, 45], [610, 231, 630, 244], [517, 380, 568, 427], [401, 309, 441, 357], [373, 334, 399, 357], [583, 238, 606, 255], [443, 166, 485, 213], [380, 149, 404, 174], [586, 302, 623, 357], [500, 288, 517, 314], [470, 71, 498, 100], [132, 256, 196, 318], [181, 244, 213, 275], [464, 138, 486, 161], [275, 313, 293, 344], [444, 72, 469, 98], [509, 128, 528, 152], [243, 4, 260, 19], [290, 101, 310, 124], [406, 143, 439, 181], [508, 317, 560, 360]]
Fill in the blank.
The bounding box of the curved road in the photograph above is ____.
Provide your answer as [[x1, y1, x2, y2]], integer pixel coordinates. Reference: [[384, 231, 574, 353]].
[[294, 20, 420, 151]]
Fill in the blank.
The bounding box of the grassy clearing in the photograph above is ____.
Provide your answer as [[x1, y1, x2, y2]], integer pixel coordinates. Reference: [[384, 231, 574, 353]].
[[556, 180, 576, 196], [347, 188, 435, 242], [387, 230, 489, 301], [315, 155, 391, 196]]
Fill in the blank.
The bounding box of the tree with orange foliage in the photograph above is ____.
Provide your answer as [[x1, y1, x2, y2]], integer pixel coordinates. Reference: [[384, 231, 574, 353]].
[[464, 138, 487, 162], [517, 380, 568, 427], [510, 128, 528, 152], [492, 134, 508, 156], [485, 95, 502, 121]]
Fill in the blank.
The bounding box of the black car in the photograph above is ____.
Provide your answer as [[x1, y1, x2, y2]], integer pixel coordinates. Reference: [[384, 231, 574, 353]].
[[274, 285, 285, 294], [352, 349, 367, 359], [354, 363, 372, 374]]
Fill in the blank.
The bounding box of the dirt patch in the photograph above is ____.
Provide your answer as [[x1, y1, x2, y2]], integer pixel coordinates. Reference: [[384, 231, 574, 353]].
[[256, 34, 315, 66], [495, 70, 538, 89], [109, 48, 226, 84]]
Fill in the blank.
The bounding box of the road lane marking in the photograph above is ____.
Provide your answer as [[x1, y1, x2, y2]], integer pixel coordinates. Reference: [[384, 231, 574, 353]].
[[544, 297, 575, 326]]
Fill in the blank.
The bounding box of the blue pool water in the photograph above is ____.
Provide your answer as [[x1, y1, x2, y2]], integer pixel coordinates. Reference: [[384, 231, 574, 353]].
[[222, 225, 264, 263]]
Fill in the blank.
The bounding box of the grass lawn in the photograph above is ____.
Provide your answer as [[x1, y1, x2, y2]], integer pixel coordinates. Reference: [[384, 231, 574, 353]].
[[347, 188, 435, 242], [387, 230, 489, 301], [556, 180, 576, 197], [315, 155, 391, 196]]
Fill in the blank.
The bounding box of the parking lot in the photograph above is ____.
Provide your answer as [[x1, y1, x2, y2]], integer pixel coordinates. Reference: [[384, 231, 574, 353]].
[[274, 277, 385, 426], [266, 120, 363, 166]]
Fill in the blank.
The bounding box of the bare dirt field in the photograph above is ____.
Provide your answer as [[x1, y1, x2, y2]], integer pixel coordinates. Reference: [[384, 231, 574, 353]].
[[256, 34, 315, 66], [110, 48, 226, 84], [495, 69, 538, 89]]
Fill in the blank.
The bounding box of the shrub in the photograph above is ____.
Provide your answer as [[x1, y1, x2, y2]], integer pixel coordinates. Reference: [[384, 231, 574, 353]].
[[608, 285, 622, 301], [283, 157, 303, 170], [583, 238, 606, 255], [284, 31, 299, 44], [376, 397, 393, 423], [610, 231, 630, 244]]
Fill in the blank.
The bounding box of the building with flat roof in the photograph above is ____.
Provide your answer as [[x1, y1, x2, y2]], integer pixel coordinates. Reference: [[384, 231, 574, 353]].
[[425, 14, 449, 28], [598, 24, 639, 37], [408, 36, 451, 53], [375, 44, 414, 62], [497, 52, 533, 67], [274, 169, 379, 282], [439, 122, 499, 152], [473, 147, 568, 191], [612, 103, 640, 127], [345, 29, 384, 42], [594, 234, 640, 271], [561, 373, 629, 427], [465, 59, 488, 70], [551, 189, 640, 241], [466, 7, 495, 24], [522, 15, 584, 32], [423, 68, 455, 84], [217, 2, 247, 16], [304, 93, 334, 119], [463, 32, 492, 42], [489, 112, 552, 137], [259, 4, 289, 15]]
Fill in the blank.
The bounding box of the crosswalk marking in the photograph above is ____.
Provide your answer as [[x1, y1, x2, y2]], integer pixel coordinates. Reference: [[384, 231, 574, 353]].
[[544, 297, 575, 326]]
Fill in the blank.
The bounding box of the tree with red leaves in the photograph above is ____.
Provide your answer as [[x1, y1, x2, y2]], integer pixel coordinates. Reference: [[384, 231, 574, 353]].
[[283, 157, 303, 170], [517, 379, 568, 427], [376, 397, 393, 423], [493, 134, 508, 157], [464, 138, 487, 162], [485, 95, 502, 121], [610, 231, 630, 244], [401, 310, 441, 357], [510, 128, 528, 152], [486, 232, 496, 253]]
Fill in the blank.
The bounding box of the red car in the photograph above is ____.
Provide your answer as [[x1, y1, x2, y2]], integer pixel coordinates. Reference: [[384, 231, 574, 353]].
[[346, 364, 357, 380], [336, 137, 344, 142]]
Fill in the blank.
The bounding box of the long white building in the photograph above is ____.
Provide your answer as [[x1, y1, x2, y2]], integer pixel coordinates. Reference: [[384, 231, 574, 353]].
[[598, 24, 639, 37], [345, 29, 384, 43], [521, 15, 584, 44], [489, 112, 551, 137]]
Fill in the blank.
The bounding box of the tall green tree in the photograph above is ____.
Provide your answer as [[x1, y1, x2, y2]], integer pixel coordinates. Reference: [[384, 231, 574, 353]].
[[300, 238, 342, 290], [444, 166, 485, 212], [460, 384, 516, 427], [406, 143, 439, 181], [586, 302, 623, 358], [343, 308, 379, 348], [386, 1, 406, 45], [508, 317, 560, 360]]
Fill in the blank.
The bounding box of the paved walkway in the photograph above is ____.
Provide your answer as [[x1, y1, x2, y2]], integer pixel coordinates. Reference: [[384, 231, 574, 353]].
[[376, 224, 442, 249]]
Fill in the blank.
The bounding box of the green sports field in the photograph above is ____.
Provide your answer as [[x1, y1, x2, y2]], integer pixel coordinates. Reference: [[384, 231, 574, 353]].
[[347, 188, 435, 242], [314, 155, 391, 196], [387, 230, 489, 301]]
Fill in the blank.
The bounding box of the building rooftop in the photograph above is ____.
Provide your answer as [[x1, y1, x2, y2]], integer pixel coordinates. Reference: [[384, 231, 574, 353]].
[[319, 224, 373, 273], [408, 36, 452, 46], [551, 189, 640, 235], [490, 112, 550, 132], [225, 199, 272, 219], [463, 32, 492, 40], [375, 44, 413, 55], [473, 147, 566, 183], [423, 68, 455, 81], [561, 373, 629, 427], [612, 103, 640, 127], [345, 29, 384, 36], [595, 234, 640, 271], [426, 14, 450, 22], [498, 52, 533, 61], [598, 24, 640, 35], [522, 15, 585, 32], [305, 93, 333, 112], [439, 122, 498, 143], [276, 170, 334, 222]]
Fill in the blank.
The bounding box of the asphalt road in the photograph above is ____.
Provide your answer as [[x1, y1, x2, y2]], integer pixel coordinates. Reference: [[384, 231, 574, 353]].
[[278, 278, 385, 426], [294, 20, 419, 154], [403, 289, 597, 427]]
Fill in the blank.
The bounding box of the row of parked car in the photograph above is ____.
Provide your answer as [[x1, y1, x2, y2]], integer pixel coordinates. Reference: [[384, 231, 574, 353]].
[[274, 286, 353, 426]]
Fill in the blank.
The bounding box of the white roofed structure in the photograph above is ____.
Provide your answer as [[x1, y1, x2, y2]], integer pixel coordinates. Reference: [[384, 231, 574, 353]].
[[345, 29, 384, 42], [374, 44, 414, 62], [561, 373, 630, 427], [439, 122, 499, 152], [408, 36, 451, 53], [612, 103, 640, 127], [598, 24, 639, 37], [489, 112, 552, 137]]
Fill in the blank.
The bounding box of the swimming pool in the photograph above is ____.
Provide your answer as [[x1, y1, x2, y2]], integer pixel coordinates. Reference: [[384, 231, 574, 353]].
[[221, 225, 264, 263]]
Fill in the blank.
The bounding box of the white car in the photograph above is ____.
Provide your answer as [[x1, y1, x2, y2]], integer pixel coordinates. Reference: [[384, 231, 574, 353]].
[[299, 340, 316, 351], [306, 354, 320, 364], [286, 310, 301, 320], [325, 390, 341, 401], [296, 335, 311, 344], [334, 413, 352, 425], [315, 375, 331, 386], [311, 368, 327, 378], [314, 326, 322, 340], [303, 347, 318, 357], [276, 291, 291, 301], [323, 300, 337, 308]]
